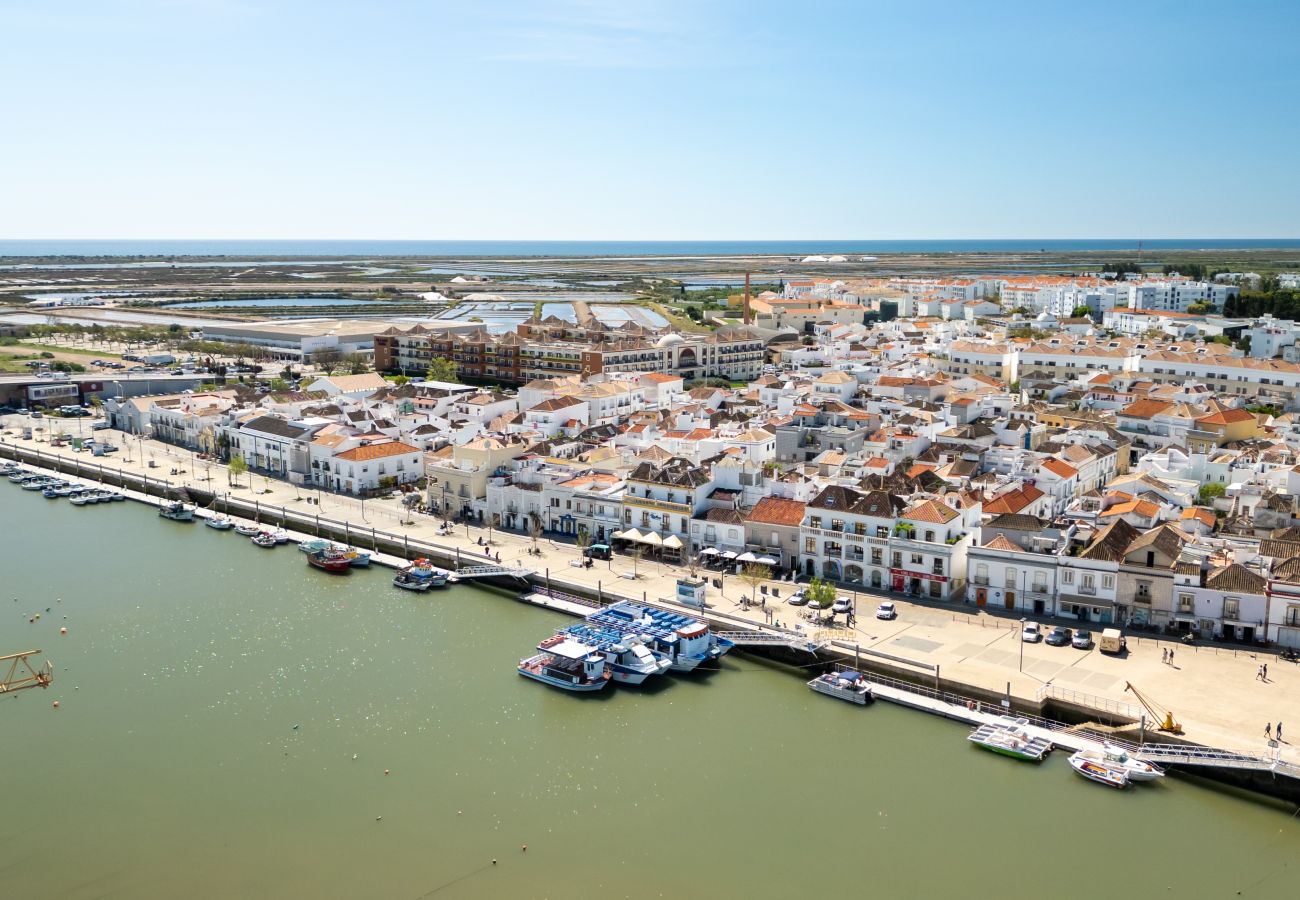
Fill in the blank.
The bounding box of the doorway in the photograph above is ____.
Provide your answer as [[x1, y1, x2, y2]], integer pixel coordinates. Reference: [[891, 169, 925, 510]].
[[1004, 590, 1015, 610]]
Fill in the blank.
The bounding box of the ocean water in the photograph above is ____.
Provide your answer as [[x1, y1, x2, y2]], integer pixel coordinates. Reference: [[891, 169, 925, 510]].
[[2, 239, 1299, 258]]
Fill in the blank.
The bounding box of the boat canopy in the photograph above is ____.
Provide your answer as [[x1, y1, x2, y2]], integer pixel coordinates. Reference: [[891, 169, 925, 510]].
[[545, 639, 599, 661]]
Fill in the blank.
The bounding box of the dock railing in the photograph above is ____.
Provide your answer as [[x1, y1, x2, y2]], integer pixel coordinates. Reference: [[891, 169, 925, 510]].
[[1034, 684, 1142, 721]]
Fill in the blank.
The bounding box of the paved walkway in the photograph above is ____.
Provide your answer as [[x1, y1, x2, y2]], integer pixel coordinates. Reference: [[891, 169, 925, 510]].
[[3, 413, 1298, 765]]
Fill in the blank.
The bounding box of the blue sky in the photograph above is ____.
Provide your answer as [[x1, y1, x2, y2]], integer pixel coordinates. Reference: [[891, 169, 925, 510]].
[[2, 0, 1297, 239]]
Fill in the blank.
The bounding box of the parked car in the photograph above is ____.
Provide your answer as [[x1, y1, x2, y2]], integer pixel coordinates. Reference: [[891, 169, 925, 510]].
[[876, 602, 897, 620], [831, 596, 853, 614], [1045, 626, 1073, 647], [91, 421, 111, 431], [30, 411, 43, 419], [1072, 630, 1094, 649], [786, 590, 808, 606], [583, 544, 611, 561], [1021, 622, 1042, 643]]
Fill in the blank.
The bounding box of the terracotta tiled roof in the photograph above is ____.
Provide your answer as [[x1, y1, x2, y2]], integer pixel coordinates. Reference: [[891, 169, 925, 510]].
[[745, 497, 807, 527], [334, 441, 421, 462], [903, 498, 959, 524], [983, 533, 1022, 552]]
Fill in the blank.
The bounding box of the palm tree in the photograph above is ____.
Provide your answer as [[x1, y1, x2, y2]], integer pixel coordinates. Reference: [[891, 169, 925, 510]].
[[528, 511, 544, 556]]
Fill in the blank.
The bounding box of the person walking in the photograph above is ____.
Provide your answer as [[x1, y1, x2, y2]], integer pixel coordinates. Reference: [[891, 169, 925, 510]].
[[1278, 722, 1284, 742], [1162, 647, 1168, 664], [1169, 648, 1174, 665], [1263, 662, 1268, 680], [1266, 723, 1272, 740], [1257, 665, 1264, 681]]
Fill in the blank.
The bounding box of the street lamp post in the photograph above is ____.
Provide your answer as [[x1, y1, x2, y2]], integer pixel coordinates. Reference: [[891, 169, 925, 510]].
[[1019, 617, 1027, 672]]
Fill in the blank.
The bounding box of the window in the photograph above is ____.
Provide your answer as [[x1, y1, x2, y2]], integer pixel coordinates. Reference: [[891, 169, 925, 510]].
[[1136, 580, 1151, 600], [871, 548, 882, 565], [1103, 575, 1114, 589], [1032, 573, 1047, 593], [1178, 593, 1194, 614], [1062, 569, 1074, 585], [876, 526, 889, 538], [1081, 574, 1095, 594], [810, 516, 822, 529], [1224, 598, 1240, 620], [929, 580, 942, 598], [805, 538, 816, 553], [831, 519, 845, 533], [892, 551, 902, 567], [910, 553, 923, 565], [1005, 568, 1016, 589], [925, 530, 935, 542]]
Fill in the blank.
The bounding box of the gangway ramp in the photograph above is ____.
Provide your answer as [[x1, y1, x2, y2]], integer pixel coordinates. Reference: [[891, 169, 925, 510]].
[[455, 565, 533, 581], [715, 630, 822, 651]]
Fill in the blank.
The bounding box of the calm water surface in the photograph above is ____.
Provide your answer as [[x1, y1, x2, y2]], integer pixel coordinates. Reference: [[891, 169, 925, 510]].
[[2, 497, 1298, 899]]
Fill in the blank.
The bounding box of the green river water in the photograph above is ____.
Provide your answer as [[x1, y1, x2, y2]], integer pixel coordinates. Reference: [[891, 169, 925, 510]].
[[2, 495, 1299, 899]]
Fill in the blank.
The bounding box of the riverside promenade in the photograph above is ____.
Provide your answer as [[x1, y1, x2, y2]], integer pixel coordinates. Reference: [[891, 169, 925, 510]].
[[4, 414, 1299, 768]]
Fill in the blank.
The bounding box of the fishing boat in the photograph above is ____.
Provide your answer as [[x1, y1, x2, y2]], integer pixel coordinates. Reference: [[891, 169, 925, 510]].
[[967, 716, 1053, 761], [549, 626, 671, 685], [233, 522, 262, 536], [1073, 744, 1164, 781], [307, 550, 352, 574], [341, 548, 371, 567], [298, 538, 335, 554], [251, 532, 278, 548], [392, 571, 434, 592], [398, 559, 449, 587], [1068, 750, 1129, 789], [205, 514, 234, 530], [158, 501, 195, 522], [518, 639, 611, 692], [808, 669, 874, 705], [271, 529, 291, 544]]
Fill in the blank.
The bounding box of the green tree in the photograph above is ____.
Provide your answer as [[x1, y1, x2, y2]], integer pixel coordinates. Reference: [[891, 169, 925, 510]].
[[805, 577, 837, 611], [227, 452, 248, 488], [1198, 482, 1226, 504], [344, 353, 370, 375], [425, 357, 459, 383], [1070, 305, 1092, 318], [1209, 334, 1233, 346], [740, 562, 772, 608]]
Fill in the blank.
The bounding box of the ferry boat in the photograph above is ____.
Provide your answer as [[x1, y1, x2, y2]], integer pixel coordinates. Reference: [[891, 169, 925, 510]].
[[518, 639, 611, 692], [585, 601, 732, 672], [807, 669, 873, 705], [1068, 750, 1129, 789], [205, 514, 234, 530], [393, 571, 435, 592], [158, 501, 196, 522], [1073, 744, 1163, 781], [252, 532, 278, 548], [551, 625, 672, 684], [307, 550, 352, 574], [967, 716, 1053, 762]]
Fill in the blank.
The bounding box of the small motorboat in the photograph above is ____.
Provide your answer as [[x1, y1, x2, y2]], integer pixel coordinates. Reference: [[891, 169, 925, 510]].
[[968, 716, 1053, 762], [234, 522, 262, 536], [401, 559, 448, 587], [251, 532, 278, 548], [307, 550, 352, 574], [393, 571, 434, 592], [108, 491, 126, 501], [1075, 744, 1164, 781], [272, 529, 291, 544], [22, 478, 51, 491], [158, 501, 195, 522], [69, 492, 92, 506], [807, 669, 873, 705], [1069, 751, 1129, 789], [205, 515, 234, 531]]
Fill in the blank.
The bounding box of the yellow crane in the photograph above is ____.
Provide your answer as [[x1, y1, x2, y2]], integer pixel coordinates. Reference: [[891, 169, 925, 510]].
[[1124, 681, 1181, 734], [0, 650, 53, 696]]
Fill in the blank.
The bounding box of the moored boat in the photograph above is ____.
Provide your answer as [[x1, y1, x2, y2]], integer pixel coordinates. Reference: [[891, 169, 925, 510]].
[[518, 639, 611, 692], [234, 522, 262, 536], [205, 514, 234, 530], [298, 538, 335, 554], [393, 571, 434, 592], [1069, 750, 1130, 789], [307, 550, 352, 573], [585, 601, 728, 672], [1074, 744, 1164, 781], [252, 532, 278, 548], [158, 501, 195, 522], [967, 716, 1053, 762], [808, 669, 873, 705], [402, 559, 450, 586], [272, 529, 291, 544], [547, 626, 671, 684]]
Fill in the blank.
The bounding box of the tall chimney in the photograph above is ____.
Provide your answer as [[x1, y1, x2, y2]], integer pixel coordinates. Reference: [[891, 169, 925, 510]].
[[743, 271, 752, 325]]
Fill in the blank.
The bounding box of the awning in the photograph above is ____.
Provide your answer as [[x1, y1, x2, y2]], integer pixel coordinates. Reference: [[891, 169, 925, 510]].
[[720, 550, 738, 560], [662, 535, 683, 549], [756, 555, 778, 565], [736, 551, 758, 563], [617, 528, 642, 542], [640, 531, 663, 546], [698, 547, 719, 556], [1058, 594, 1115, 609]]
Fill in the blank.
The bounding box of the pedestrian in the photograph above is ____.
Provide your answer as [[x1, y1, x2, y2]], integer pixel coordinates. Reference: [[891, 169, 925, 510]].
[[1266, 723, 1272, 740], [1257, 665, 1263, 681], [1162, 647, 1168, 664], [1169, 648, 1174, 665], [1263, 662, 1268, 680], [1278, 722, 1284, 742]]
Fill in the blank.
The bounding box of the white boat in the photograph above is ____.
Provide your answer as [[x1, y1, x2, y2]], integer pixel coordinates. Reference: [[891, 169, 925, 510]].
[[272, 529, 291, 544], [1074, 744, 1164, 781], [518, 640, 612, 692], [158, 501, 195, 522], [546, 627, 671, 685], [967, 716, 1053, 761], [393, 571, 434, 592], [298, 539, 335, 554], [205, 515, 234, 531], [808, 669, 874, 705], [233, 522, 262, 536], [251, 532, 278, 548], [1068, 750, 1129, 789], [69, 493, 93, 506]]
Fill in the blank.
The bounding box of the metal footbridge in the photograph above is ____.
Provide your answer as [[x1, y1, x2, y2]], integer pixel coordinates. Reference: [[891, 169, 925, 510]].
[[455, 565, 534, 581], [1135, 743, 1300, 776], [715, 630, 823, 652]]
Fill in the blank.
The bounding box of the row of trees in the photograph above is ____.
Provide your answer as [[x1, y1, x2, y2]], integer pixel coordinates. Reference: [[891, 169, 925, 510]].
[[1223, 288, 1300, 319]]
